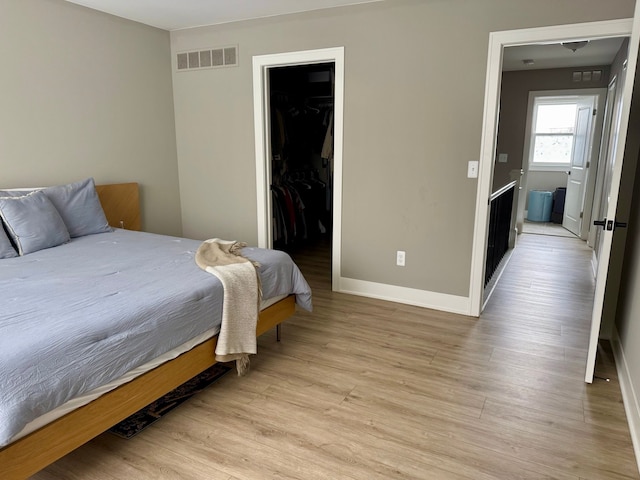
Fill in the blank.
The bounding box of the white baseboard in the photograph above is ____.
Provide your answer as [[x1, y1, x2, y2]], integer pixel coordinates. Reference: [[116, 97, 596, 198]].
[[338, 277, 471, 316], [612, 325, 640, 475]]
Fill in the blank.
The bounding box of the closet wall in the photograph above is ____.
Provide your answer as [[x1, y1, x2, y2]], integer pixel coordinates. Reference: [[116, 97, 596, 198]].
[[269, 63, 334, 252]]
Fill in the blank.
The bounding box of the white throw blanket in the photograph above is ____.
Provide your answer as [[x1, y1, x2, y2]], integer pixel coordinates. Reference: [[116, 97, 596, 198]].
[[195, 238, 260, 375]]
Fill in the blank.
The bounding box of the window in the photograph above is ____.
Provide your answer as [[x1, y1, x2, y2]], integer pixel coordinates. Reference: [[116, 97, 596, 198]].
[[528, 97, 578, 170]]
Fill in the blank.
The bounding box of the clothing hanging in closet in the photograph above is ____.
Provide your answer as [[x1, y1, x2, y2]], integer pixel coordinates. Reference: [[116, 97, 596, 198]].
[[272, 173, 326, 247]]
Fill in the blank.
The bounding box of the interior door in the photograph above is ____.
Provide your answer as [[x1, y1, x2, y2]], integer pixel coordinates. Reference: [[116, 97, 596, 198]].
[[563, 97, 595, 237], [590, 79, 620, 267], [583, 77, 620, 251], [585, 30, 638, 383]]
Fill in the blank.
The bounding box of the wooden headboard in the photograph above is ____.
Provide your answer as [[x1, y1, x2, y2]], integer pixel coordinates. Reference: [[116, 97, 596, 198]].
[[95, 183, 141, 231]]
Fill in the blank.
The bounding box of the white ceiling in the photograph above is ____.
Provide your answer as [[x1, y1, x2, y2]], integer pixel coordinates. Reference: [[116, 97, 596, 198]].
[[502, 37, 626, 71], [65, 0, 384, 31]]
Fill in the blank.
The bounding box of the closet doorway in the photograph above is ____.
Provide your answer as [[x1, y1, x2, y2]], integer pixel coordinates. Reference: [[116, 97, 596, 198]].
[[253, 47, 345, 290], [269, 63, 334, 268]]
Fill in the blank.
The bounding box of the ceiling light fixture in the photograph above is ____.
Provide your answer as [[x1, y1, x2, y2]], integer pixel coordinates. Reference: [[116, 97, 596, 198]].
[[561, 41, 589, 52]]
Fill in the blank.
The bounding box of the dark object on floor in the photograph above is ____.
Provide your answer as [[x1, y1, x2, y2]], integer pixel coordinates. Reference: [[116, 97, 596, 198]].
[[552, 187, 566, 224], [108, 363, 231, 439]]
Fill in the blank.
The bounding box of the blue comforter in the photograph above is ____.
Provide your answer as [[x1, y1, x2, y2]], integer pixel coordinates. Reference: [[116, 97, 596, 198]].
[[0, 229, 311, 447]]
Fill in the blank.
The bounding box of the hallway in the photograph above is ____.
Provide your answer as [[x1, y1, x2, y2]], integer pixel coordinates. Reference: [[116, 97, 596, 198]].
[[482, 233, 601, 380]]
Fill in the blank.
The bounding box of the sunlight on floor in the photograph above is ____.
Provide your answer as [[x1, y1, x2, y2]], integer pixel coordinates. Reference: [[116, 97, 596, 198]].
[[522, 220, 576, 238]]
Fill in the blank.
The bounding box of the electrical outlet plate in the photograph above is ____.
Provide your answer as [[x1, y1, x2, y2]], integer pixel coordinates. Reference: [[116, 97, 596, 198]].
[[467, 161, 479, 178], [396, 250, 406, 266]]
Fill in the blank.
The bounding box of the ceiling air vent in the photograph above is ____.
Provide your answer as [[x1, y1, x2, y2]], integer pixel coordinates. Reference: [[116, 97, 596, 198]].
[[176, 45, 238, 72]]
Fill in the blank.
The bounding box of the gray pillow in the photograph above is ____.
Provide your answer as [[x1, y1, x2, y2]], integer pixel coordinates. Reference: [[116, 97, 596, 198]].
[[0, 179, 112, 238], [0, 224, 17, 259], [0, 191, 71, 255], [40, 178, 112, 238]]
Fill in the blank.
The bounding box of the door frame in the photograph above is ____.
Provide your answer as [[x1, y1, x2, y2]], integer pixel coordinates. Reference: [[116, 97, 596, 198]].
[[469, 18, 634, 317], [252, 47, 345, 290]]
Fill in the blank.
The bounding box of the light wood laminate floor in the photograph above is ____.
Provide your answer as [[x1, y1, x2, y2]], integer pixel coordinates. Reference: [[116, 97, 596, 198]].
[[522, 220, 577, 238], [32, 234, 638, 479]]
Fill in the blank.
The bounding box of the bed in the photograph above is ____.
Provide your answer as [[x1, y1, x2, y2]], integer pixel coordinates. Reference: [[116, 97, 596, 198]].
[[0, 180, 311, 479]]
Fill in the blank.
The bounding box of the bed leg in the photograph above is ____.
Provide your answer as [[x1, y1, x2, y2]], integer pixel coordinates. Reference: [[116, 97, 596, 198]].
[[276, 324, 281, 342]]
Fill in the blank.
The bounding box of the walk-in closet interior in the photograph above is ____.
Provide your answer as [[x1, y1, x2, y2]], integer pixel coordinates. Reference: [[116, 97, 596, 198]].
[[268, 63, 334, 274]]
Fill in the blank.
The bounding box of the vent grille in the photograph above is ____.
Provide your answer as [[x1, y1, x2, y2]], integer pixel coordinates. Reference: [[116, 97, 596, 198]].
[[177, 45, 238, 71]]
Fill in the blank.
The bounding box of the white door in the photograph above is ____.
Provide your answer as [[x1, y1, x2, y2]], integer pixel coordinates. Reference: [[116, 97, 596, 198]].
[[585, 65, 631, 383], [588, 79, 618, 257], [563, 98, 595, 236], [587, 82, 617, 254]]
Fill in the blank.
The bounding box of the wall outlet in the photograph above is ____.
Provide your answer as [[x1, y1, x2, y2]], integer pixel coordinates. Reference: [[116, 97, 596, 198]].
[[396, 250, 406, 267]]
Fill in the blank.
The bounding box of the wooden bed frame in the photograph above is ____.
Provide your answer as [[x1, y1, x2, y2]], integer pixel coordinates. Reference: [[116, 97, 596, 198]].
[[0, 183, 296, 480]]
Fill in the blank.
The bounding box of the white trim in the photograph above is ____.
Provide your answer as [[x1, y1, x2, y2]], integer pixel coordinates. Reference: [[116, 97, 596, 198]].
[[252, 57, 270, 248], [339, 277, 470, 316], [612, 325, 640, 475], [470, 18, 634, 318], [332, 52, 345, 292], [252, 47, 345, 291]]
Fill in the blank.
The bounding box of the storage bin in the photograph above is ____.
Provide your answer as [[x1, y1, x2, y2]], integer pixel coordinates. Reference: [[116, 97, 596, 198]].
[[551, 187, 566, 224], [527, 190, 553, 222]]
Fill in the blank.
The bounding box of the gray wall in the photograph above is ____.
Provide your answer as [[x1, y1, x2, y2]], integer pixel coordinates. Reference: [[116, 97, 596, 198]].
[[615, 144, 640, 414], [171, 0, 635, 298], [0, 0, 181, 236], [607, 21, 640, 340], [614, 38, 640, 417]]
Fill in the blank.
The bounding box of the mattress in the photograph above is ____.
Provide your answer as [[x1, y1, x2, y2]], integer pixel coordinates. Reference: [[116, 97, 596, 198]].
[[12, 294, 289, 443], [0, 229, 312, 447]]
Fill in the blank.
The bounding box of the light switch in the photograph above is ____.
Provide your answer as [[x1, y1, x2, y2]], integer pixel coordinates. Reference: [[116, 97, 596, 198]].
[[467, 161, 479, 178]]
